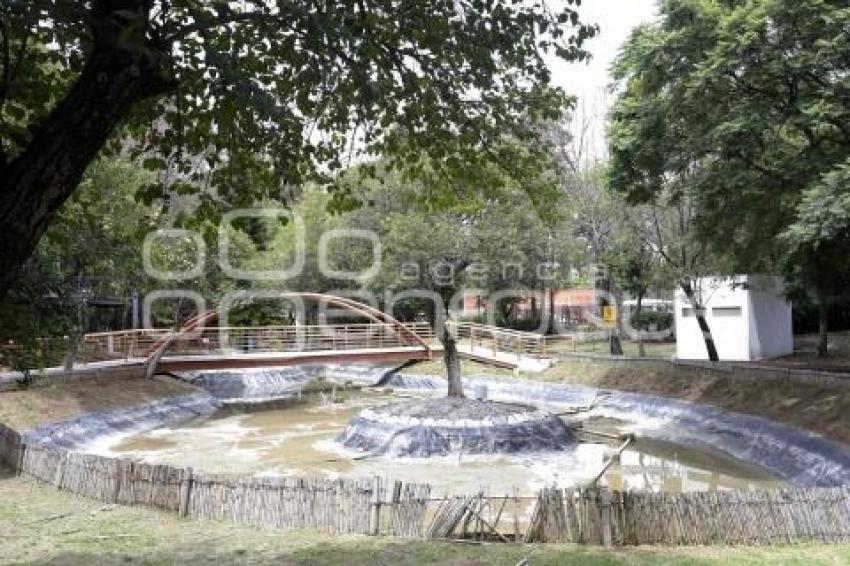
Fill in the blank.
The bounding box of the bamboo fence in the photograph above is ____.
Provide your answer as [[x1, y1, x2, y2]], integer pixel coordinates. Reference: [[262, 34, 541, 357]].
[[187, 474, 378, 534], [1, 422, 849, 545]]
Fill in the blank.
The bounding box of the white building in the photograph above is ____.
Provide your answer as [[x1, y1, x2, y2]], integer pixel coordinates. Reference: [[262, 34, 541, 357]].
[[674, 275, 793, 361]]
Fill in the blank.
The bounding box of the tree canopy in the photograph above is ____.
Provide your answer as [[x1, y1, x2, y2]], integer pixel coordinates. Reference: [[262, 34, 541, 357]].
[[607, 0, 850, 356], [609, 0, 850, 262], [0, 0, 596, 292]]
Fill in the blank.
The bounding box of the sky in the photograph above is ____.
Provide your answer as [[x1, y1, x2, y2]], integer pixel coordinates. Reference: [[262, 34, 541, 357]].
[[546, 0, 659, 160]]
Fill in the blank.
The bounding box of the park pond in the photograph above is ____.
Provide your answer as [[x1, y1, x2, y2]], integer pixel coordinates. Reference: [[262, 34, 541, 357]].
[[88, 388, 783, 497]]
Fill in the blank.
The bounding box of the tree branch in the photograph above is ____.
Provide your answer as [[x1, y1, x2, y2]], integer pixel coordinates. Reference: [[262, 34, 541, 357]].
[[165, 5, 293, 42], [1, 12, 9, 100]]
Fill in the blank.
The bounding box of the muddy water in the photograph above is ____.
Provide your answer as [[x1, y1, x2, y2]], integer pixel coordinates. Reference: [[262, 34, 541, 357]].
[[97, 390, 783, 496]]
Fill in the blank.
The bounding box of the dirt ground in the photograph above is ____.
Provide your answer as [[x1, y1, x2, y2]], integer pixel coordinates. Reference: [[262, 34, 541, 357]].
[[0, 375, 197, 430], [406, 357, 850, 445], [767, 331, 850, 372]]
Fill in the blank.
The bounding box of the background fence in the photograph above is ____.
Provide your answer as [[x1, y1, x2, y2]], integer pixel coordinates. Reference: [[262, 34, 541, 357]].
[[1, 423, 849, 545]]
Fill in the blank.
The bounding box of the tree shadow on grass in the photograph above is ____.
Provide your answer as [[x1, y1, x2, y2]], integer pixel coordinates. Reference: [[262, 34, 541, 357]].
[[24, 540, 727, 566]]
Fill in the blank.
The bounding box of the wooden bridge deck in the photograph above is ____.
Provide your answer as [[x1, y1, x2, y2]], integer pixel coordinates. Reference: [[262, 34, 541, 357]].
[[455, 344, 552, 372], [156, 346, 437, 372]]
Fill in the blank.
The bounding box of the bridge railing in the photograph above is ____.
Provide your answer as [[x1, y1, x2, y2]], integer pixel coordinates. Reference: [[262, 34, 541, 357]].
[[83, 323, 435, 361], [447, 322, 548, 360], [83, 329, 166, 361]]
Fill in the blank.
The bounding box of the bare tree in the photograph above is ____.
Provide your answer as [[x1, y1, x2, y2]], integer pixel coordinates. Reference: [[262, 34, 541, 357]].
[[637, 197, 720, 361]]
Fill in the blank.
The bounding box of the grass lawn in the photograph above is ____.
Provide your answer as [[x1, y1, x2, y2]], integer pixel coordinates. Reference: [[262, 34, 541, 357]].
[[544, 337, 676, 359], [1, 472, 848, 565], [543, 330, 850, 371], [762, 331, 850, 372]]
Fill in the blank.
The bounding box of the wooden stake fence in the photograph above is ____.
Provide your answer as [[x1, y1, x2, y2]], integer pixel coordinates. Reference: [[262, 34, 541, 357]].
[[1, 423, 849, 546], [187, 474, 378, 533], [524, 486, 850, 545]]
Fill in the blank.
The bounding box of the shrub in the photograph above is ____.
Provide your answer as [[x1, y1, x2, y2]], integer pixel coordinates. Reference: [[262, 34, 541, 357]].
[[630, 310, 673, 331]]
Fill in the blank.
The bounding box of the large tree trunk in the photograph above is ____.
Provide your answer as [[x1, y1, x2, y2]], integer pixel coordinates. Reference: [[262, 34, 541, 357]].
[[681, 281, 719, 362], [816, 285, 829, 358], [63, 332, 82, 371], [441, 320, 464, 398], [636, 293, 645, 357], [547, 287, 556, 335], [498, 299, 515, 324], [609, 329, 624, 355], [607, 281, 623, 356], [0, 2, 174, 293]]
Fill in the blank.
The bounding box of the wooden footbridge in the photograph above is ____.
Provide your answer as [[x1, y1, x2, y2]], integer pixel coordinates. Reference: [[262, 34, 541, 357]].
[[83, 293, 437, 377], [76, 294, 552, 376]]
